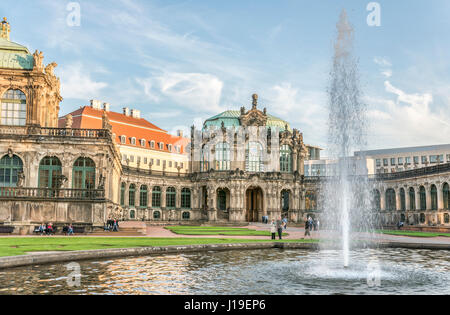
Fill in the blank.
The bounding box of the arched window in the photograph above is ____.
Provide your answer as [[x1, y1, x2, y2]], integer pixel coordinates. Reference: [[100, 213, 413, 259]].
[[73, 157, 95, 189], [182, 212, 190, 220], [280, 145, 292, 173], [130, 209, 135, 219], [120, 182, 126, 206], [153, 210, 161, 219], [1, 89, 26, 126], [431, 185, 437, 210], [215, 142, 230, 171], [385, 189, 396, 211], [152, 186, 161, 207], [281, 190, 290, 211], [181, 188, 191, 209], [372, 189, 381, 210], [409, 187, 416, 210], [246, 142, 264, 172], [129, 184, 136, 207], [166, 187, 176, 209], [305, 191, 317, 211], [0, 154, 23, 187], [201, 146, 210, 172], [444, 213, 449, 224], [420, 213, 425, 224], [400, 188, 406, 211], [140, 185, 148, 208], [420, 186, 426, 210], [38, 157, 62, 189], [443, 183, 449, 210]]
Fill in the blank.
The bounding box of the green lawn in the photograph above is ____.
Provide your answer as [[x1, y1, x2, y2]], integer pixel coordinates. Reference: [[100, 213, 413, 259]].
[[165, 226, 288, 237], [0, 237, 317, 257], [377, 230, 450, 238]]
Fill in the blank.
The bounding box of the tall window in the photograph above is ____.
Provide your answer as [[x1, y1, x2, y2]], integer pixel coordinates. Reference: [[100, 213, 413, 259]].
[[152, 186, 161, 208], [373, 190, 381, 210], [217, 189, 227, 211], [431, 185, 437, 210], [409, 187, 416, 210], [140, 185, 148, 208], [120, 182, 125, 206], [1, 89, 26, 126], [246, 142, 264, 172], [181, 188, 191, 209], [280, 145, 292, 173], [215, 142, 231, 171], [400, 188, 406, 211], [129, 184, 136, 207], [166, 187, 176, 209], [444, 183, 449, 210], [282, 190, 290, 211], [0, 155, 23, 187], [385, 189, 396, 211], [419, 186, 426, 210], [38, 157, 62, 188], [201, 147, 210, 172], [72, 158, 96, 189]]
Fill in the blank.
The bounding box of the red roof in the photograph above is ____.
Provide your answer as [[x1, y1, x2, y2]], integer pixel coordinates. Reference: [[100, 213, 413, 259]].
[[58, 106, 189, 154]]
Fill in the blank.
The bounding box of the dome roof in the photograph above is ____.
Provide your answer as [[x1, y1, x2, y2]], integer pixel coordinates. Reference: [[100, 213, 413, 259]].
[[0, 18, 34, 70], [203, 110, 292, 131]]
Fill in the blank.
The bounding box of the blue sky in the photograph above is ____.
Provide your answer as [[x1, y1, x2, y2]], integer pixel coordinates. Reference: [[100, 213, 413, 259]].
[[1, 0, 450, 155]]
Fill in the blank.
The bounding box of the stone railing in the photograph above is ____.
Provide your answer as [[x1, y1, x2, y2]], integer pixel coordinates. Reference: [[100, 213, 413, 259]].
[[122, 165, 188, 178], [0, 187, 105, 201], [0, 125, 110, 140], [374, 163, 450, 181]]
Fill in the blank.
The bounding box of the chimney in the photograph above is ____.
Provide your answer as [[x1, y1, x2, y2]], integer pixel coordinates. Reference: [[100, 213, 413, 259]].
[[123, 107, 130, 116], [103, 102, 110, 112], [177, 130, 183, 137], [90, 99, 102, 110], [1, 17, 10, 41], [131, 109, 141, 119]]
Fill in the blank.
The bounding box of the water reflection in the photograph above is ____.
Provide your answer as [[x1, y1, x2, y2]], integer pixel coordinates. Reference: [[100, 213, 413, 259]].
[[0, 248, 448, 295]]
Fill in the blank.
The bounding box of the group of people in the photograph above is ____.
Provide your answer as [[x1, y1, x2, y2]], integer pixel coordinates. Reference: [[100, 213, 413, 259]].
[[104, 219, 119, 232], [37, 223, 75, 236], [269, 216, 288, 240], [304, 217, 319, 238]]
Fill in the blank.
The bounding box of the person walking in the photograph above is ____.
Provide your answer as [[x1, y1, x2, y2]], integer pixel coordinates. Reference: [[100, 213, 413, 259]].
[[270, 219, 276, 240], [304, 219, 311, 238], [68, 224, 74, 236], [276, 217, 283, 240]]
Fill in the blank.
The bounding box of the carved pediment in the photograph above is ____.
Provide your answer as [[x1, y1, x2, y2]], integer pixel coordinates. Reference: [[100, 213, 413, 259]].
[[239, 94, 268, 127]]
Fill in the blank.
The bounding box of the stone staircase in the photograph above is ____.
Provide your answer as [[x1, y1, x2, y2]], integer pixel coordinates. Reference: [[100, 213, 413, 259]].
[[90, 221, 147, 236]]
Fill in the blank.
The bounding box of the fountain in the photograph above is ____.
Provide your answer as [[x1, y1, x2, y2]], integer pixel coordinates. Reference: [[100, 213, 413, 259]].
[[321, 9, 373, 268]]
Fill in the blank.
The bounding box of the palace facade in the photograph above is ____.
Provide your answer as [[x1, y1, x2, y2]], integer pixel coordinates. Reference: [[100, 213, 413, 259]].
[[0, 18, 449, 234]]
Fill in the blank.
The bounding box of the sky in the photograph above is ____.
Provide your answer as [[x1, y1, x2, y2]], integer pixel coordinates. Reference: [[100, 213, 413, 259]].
[[1, 0, 450, 156]]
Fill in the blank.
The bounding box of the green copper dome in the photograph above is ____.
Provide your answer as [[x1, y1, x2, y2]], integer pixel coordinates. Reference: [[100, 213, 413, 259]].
[[0, 18, 34, 70], [203, 110, 292, 131]]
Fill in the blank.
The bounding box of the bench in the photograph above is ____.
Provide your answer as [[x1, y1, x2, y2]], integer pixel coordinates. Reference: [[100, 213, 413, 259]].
[[0, 226, 14, 234]]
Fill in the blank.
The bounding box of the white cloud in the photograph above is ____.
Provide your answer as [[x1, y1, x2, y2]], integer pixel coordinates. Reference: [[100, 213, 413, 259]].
[[381, 69, 392, 78], [373, 57, 392, 67], [58, 64, 108, 100]]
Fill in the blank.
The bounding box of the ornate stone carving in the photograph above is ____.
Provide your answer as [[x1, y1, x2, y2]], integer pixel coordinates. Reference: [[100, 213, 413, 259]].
[[33, 50, 44, 72], [65, 114, 73, 129]]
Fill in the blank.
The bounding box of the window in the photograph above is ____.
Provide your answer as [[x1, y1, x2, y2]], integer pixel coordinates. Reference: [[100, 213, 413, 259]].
[[372, 190, 381, 210], [280, 145, 292, 173], [176, 146, 181, 153], [72, 157, 95, 189], [140, 139, 146, 147], [430, 155, 438, 163], [215, 142, 231, 171], [421, 156, 427, 164], [166, 187, 176, 208], [444, 183, 449, 210], [156, 159, 160, 166], [383, 159, 388, 166], [130, 155, 134, 163], [120, 182, 125, 206], [405, 157, 411, 164], [398, 157, 403, 165], [130, 209, 135, 219], [201, 147, 210, 172], [181, 188, 191, 209], [246, 142, 264, 172], [182, 212, 190, 220], [419, 186, 426, 210], [168, 144, 172, 152], [175, 162, 178, 168], [120, 136, 126, 144], [0, 155, 23, 187], [431, 185, 437, 210], [129, 184, 136, 207], [159, 142, 164, 150], [444, 213, 449, 224], [447, 154, 450, 162], [409, 188, 416, 210], [131, 137, 136, 145], [376, 159, 381, 167], [153, 211, 161, 219], [144, 158, 148, 165], [414, 156, 419, 164], [217, 189, 227, 211], [38, 157, 62, 189], [140, 185, 148, 208], [1, 89, 26, 126], [390, 158, 395, 166], [385, 189, 396, 211], [400, 188, 406, 211], [150, 141, 155, 149], [152, 186, 161, 207], [137, 156, 141, 164]]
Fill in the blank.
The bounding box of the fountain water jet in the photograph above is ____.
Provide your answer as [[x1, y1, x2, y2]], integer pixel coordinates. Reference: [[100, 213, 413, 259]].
[[321, 9, 372, 268]]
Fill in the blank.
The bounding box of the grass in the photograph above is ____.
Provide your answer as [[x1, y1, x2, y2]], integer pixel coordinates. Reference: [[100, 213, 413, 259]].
[[165, 226, 288, 237], [0, 237, 317, 258], [377, 230, 450, 238]]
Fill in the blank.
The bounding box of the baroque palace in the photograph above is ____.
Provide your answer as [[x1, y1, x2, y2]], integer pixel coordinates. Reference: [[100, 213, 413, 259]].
[[0, 18, 449, 234]]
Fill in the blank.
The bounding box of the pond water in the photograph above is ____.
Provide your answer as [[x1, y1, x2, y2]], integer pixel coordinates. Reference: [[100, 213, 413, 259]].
[[0, 248, 448, 295]]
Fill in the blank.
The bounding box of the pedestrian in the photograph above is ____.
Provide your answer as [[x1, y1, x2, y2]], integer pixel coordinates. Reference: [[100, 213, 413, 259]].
[[270, 219, 276, 240], [304, 219, 311, 238], [68, 224, 74, 236], [282, 216, 288, 230], [276, 217, 283, 240], [113, 219, 119, 232]]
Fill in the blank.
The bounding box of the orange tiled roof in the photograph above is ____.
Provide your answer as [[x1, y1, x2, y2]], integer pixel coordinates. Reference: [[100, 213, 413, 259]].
[[58, 106, 189, 154]]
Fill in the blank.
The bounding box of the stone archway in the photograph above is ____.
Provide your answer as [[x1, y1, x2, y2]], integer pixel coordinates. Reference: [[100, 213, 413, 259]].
[[245, 187, 263, 222]]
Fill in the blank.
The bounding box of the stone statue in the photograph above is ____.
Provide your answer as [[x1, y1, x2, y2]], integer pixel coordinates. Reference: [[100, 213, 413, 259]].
[[16, 171, 25, 188], [33, 50, 44, 71], [102, 112, 112, 131], [252, 94, 258, 109], [44, 62, 58, 77], [98, 174, 105, 190], [65, 114, 73, 129]]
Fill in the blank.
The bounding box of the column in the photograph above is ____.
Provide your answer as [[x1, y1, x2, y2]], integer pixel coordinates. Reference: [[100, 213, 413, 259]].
[[426, 185, 432, 211], [395, 188, 401, 211], [380, 188, 386, 211], [405, 187, 410, 211], [437, 184, 444, 210], [415, 188, 421, 211]]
